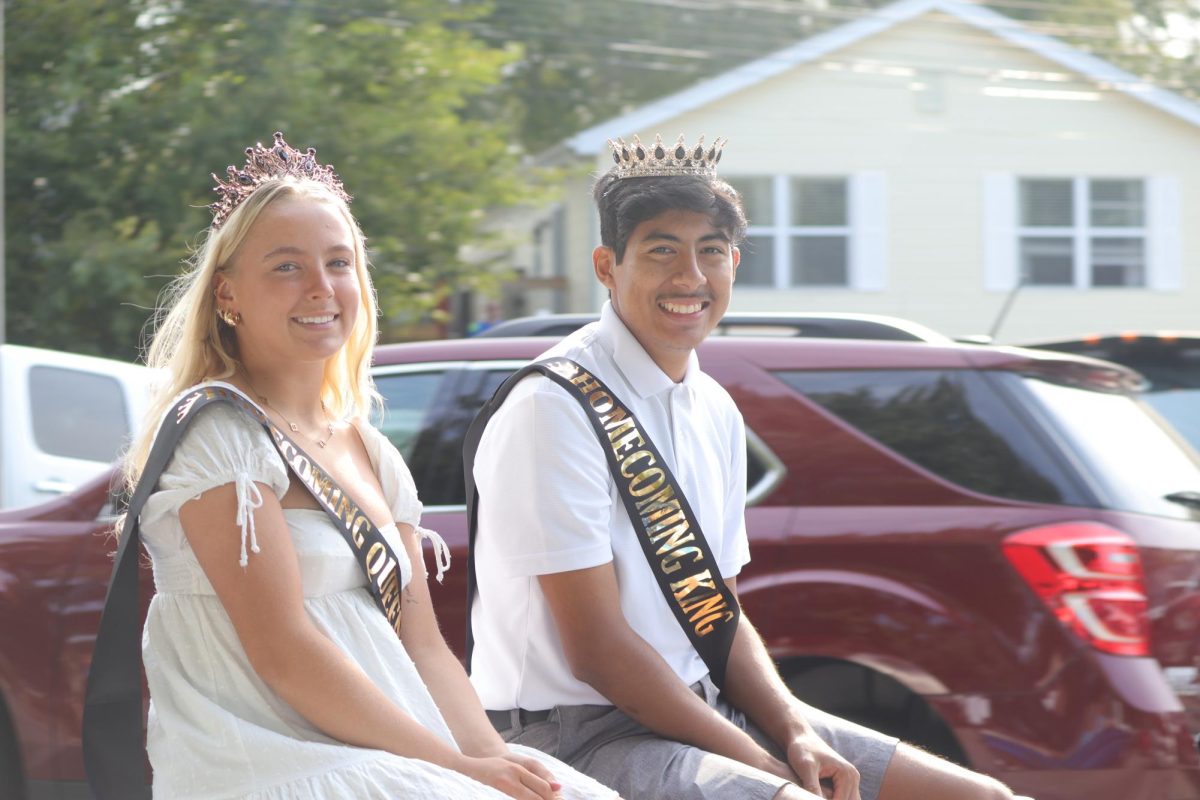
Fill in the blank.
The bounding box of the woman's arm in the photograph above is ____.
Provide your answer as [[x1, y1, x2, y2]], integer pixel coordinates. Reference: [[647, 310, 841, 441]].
[[396, 524, 553, 771], [179, 483, 557, 800]]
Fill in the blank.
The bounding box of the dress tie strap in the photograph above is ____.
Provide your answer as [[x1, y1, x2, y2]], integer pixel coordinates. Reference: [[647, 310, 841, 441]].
[[416, 526, 451, 583], [234, 473, 264, 567]]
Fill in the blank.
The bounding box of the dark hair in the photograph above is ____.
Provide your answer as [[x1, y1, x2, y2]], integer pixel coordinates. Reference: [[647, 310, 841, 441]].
[[592, 171, 747, 262]]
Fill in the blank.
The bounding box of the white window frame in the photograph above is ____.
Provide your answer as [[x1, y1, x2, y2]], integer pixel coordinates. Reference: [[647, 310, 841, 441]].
[[737, 173, 887, 291], [985, 173, 1178, 292], [1017, 177, 1147, 289]]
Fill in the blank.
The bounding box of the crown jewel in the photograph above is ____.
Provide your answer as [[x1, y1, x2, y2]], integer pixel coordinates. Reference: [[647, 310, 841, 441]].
[[607, 134, 726, 180], [210, 132, 351, 229]]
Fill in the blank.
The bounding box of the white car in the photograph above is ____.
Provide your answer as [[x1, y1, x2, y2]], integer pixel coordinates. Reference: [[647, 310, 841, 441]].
[[0, 344, 153, 510]]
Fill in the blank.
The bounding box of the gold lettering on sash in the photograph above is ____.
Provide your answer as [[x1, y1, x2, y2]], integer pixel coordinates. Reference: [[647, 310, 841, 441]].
[[380, 567, 402, 631], [329, 489, 354, 525], [635, 485, 677, 516], [569, 371, 601, 395], [290, 454, 311, 484], [681, 592, 735, 636], [588, 390, 613, 413], [599, 404, 630, 430], [609, 427, 644, 456], [604, 417, 637, 443], [671, 569, 717, 602], [620, 450, 655, 478], [350, 514, 369, 548], [629, 468, 666, 497], [646, 506, 685, 533], [309, 471, 334, 506], [651, 521, 695, 555], [661, 546, 703, 574], [366, 543, 390, 575]]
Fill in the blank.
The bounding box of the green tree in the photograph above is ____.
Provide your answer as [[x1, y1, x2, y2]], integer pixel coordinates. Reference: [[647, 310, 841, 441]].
[[6, 0, 530, 358]]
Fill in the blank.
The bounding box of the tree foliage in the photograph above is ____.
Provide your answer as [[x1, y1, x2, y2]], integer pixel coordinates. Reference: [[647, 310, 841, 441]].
[[6, 0, 530, 358], [8, 0, 1200, 357]]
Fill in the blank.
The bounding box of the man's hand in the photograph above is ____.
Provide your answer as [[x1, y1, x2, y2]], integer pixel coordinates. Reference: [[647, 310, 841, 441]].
[[785, 732, 860, 800]]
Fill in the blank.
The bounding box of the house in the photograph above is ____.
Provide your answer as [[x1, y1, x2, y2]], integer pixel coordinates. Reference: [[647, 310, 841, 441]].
[[496, 0, 1200, 344]]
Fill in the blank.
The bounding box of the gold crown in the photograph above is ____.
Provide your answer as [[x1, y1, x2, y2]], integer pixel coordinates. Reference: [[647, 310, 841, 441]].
[[607, 134, 726, 180], [210, 132, 350, 229]]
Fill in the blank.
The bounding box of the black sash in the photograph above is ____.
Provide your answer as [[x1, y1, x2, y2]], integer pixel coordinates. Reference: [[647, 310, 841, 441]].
[[83, 384, 405, 800], [464, 358, 740, 689]]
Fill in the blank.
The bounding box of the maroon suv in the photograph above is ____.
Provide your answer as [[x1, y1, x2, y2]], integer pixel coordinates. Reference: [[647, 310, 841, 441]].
[[2, 336, 1198, 800]]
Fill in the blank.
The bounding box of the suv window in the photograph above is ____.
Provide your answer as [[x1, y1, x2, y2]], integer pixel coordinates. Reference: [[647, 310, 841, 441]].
[[375, 367, 513, 507], [775, 369, 1086, 505], [1014, 372, 1200, 520], [375, 364, 778, 507], [29, 366, 130, 462]]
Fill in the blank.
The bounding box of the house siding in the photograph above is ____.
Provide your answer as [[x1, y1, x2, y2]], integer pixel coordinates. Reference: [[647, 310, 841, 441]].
[[554, 10, 1199, 343]]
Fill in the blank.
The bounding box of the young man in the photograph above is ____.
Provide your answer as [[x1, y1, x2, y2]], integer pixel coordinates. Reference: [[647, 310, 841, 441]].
[[467, 135, 1021, 800]]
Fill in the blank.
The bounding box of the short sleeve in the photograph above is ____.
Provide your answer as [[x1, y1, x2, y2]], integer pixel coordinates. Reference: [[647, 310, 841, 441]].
[[720, 404, 751, 578], [474, 378, 615, 579], [140, 402, 290, 565]]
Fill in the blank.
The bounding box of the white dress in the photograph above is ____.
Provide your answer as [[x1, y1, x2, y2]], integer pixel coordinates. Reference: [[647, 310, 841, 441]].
[[139, 387, 615, 799]]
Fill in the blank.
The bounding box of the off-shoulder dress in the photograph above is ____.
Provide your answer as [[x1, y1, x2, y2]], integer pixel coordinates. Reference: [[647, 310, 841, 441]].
[[138, 385, 615, 799]]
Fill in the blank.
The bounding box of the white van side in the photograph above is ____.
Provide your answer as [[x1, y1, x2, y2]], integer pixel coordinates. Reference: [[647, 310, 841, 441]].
[[0, 344, 152, 510]]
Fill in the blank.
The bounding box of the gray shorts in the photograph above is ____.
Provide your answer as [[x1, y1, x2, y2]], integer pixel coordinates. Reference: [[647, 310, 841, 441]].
[[490, 676, 898, 800]]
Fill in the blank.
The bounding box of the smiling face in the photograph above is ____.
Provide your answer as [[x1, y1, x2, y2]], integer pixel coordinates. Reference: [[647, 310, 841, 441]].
[[594, 208, 739, 381], [214, 195, 360, 371]]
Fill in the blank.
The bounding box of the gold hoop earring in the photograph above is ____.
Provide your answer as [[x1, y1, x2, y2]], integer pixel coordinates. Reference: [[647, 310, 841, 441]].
[[218, 309, 242, 327]]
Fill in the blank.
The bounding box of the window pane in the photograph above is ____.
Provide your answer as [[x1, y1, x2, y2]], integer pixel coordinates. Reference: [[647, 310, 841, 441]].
[[375, 368, 515, 506], [774, 369, 1082, 504], [791, 178, 847, 226], [738, 235, 775, 286], [1020, 374, 1200, 520], [1091, 237, 1145, 287], [726, 176, 773, 226], [1019, 237, 1073, 285], [1090, 179, 1144, 227], [1020, 179, 1073, 227], [29, 366, 130, 462], [373, 371, 446, 459], [791, 236, 848, 286]]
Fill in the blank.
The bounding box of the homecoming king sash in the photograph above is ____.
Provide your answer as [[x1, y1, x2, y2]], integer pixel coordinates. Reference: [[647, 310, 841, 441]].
[[465, 358, 741, 689], [83, 384, 404, 800]]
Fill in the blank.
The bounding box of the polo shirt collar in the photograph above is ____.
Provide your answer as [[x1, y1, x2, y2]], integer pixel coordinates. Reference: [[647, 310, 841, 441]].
[[597, 301, 702, 398]]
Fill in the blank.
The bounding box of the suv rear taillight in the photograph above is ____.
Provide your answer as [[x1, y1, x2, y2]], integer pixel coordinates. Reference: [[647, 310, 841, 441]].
[[1003, 522, 1150, 657]]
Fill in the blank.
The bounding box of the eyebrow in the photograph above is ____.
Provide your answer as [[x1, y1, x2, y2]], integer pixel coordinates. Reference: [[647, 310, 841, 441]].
[[641, 230, 731, 244], [262, 243, 354, 261]]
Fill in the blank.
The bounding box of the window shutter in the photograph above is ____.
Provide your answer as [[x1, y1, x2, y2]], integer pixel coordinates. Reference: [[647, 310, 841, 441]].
[[983, 173, 1018, 292], [1147, 175, 1181, 291], [851, 171, 887, 291]]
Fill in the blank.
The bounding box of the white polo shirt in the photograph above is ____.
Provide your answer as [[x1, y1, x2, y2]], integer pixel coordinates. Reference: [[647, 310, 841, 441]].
[[469, 302, 751, 710]]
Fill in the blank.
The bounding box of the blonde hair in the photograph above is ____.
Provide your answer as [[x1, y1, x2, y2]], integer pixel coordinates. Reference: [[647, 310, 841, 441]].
[[123, 178, 380, 496]]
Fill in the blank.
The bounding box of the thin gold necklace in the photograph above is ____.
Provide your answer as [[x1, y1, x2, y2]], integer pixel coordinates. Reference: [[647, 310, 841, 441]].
[[245, 381, 336, 448]]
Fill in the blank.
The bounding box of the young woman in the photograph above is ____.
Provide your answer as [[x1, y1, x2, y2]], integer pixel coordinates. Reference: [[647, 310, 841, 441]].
[[121, 133, 616, 800]]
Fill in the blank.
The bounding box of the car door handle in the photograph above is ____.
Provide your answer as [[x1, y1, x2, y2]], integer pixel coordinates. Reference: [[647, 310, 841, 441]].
[[33, 479, 75, 495]]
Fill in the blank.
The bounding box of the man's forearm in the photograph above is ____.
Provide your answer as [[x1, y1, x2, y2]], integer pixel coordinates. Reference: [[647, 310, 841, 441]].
[[539, 565, 792, 778], [721, 613, 813, 748], [582, 626, 791, 778]]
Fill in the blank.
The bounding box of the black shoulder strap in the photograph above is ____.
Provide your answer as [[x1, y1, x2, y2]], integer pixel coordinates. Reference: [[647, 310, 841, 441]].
[[83, 385, 406, 799], [464, 358, 740, 689]]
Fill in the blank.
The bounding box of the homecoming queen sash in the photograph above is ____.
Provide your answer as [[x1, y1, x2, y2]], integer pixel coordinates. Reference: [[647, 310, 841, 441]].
[[83, 384, 404, 800], [464, 358, 741, 690]]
